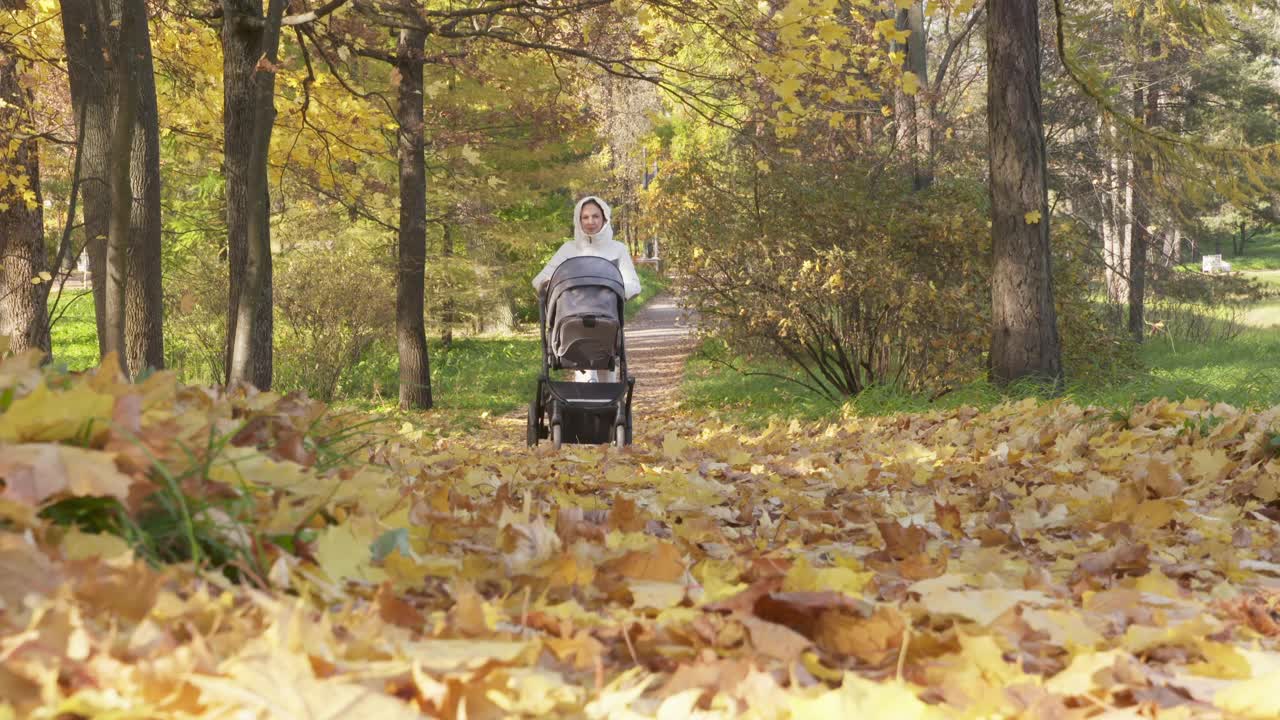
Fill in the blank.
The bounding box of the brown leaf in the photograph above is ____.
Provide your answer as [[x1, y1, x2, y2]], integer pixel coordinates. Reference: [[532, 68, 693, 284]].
[[273, 431, 316, 467], [0, 443, 136, 506], [740, 616, 811, 662], [814, 606, 906, 666], [376, 582, 424, 629], [660, 656, 753, 698], [754, 591, 871, 639], [609, 496, 647, 533], [0, 532, 60, 612], [546, 630, 605, 671], [1076, 541, 1150, 578], [866, 548, 948, 581], [111, 393, 142, 436], [1217, 591, 1280, 637], [448, 581, 488, 636], [704, 575, 784, 616], [605, 540, 685, 583], [1143, 458, 1186, 498], [876, 520, 929, 558], [935, 501, 965, 538]]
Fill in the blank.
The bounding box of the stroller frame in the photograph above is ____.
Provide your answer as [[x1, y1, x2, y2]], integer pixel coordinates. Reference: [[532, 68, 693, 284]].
[[527, 258, 635, 449]]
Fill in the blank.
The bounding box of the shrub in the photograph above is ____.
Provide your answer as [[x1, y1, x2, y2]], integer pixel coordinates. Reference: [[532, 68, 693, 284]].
[[164, 253, 229, 385], [649, 150, 991, 400], [273, 245, 394, 401], [1137, 267, 1273, 347]]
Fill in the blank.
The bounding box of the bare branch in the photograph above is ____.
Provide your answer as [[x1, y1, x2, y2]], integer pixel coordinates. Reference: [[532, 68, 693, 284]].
[[932, 0, 985, 95], [283, 0, 351, 26]]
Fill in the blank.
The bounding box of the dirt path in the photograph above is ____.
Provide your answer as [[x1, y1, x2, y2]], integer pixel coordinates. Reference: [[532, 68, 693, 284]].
[[623, 292, 699, 413]]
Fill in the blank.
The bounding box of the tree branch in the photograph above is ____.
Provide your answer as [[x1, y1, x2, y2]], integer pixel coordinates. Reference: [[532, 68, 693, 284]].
[[283, 0, 352, 26], [932, 0, 985, 95]]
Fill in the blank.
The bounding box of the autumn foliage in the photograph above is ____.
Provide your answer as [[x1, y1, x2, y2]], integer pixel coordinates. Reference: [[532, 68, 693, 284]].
[[3, 344, 1280, 717]]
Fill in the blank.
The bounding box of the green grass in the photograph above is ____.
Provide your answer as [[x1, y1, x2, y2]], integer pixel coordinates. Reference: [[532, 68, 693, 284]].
[[681, 338, 844, 424], [1184, 232, 1280, 272], [47, 290, 99, 371], [1247, 270, 1280, 290], [1225, 233, 1280, 271], [683, 329, 1280, 426], [33, 267, 670, 425], [335, 336, 542, 433], [1243, 301, 1280, 328]]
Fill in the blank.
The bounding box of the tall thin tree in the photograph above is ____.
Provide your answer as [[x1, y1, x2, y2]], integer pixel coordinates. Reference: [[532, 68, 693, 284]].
[[986, 0, 1063, 384], [395, 25, 432, 409], [125, 0, 165, 373], [60, 0, 114, 359], [0, 15, 50, 355], [220, 0, 349, 389], [221, 0, 284, 388], [103, 0, 138, 375]]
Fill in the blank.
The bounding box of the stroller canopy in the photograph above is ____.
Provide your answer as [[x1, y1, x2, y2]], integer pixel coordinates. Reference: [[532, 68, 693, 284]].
[[545, 256, 625, 370]]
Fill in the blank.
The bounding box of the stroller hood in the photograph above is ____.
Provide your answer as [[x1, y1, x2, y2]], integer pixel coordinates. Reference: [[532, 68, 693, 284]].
[[547, 255, 626, 301], [546, 256, 625, 370]]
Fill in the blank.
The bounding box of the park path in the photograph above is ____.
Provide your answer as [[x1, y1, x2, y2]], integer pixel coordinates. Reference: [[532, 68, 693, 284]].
[[622, 292, 699, 414]]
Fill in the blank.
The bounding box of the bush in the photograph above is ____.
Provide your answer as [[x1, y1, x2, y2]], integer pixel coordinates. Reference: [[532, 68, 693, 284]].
[[649, 150, 991, 400], [164, 253, 229, 385], [273, 246, 395, 401], [1050, 216, 1141, 382], [1125, 267, 1275, 347]]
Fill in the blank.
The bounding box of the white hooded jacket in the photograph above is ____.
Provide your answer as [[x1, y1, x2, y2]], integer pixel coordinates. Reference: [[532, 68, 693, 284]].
[[532, 196, 642, 299]]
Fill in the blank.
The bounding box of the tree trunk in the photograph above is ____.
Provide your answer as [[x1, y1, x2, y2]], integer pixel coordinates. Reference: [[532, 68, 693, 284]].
[[1128, 70, 1157, 343], [893, 8, 918, 184], [395, 27, 432, 410], [986, 0, 1062, 385], [906, 1, 931, 189], [441, 214, 455, 349], [1101, 120, 1129, 303], [60, 0, 114, 360], [103, 0, 137, 376], [1168, 228, 1181, 265], [1122, 153, 1133, 289], [124, 0, 164, 373], [222, 0, 283, 389], [0, 41, 51, 355]]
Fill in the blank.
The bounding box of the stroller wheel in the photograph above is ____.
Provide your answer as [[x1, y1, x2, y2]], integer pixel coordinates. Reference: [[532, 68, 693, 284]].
[[551, 424, 562, 450]]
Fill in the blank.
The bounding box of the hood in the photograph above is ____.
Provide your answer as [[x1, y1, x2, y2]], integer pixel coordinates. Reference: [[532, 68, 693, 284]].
[[573, 195, 613, 244]]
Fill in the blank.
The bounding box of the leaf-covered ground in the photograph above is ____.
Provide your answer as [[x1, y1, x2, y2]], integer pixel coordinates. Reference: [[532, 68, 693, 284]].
[[3, 346, 1280, 719]]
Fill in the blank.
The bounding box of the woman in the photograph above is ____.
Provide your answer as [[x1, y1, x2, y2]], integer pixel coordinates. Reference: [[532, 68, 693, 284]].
[[532, 196, 642, 299], [533, 196, 641, 381]]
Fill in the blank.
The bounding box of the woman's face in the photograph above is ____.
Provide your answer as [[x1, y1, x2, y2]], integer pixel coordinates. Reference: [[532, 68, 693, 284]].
[[580, 203, 605, 235]]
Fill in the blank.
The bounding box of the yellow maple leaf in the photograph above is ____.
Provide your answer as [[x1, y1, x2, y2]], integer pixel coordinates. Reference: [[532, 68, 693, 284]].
[[662, 431, 688, 460], [901, 71, 920, 95], [0, 382, 114, 443], [0, 443, 136, 506], [783, 556, 872, 596]]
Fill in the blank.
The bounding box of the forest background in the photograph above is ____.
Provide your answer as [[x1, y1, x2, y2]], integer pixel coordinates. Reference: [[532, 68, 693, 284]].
[[4, 0, 1280, 420]]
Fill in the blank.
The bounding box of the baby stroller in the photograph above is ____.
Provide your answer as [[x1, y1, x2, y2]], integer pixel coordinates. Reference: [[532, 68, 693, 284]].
[[528, 256, 635, 449]]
